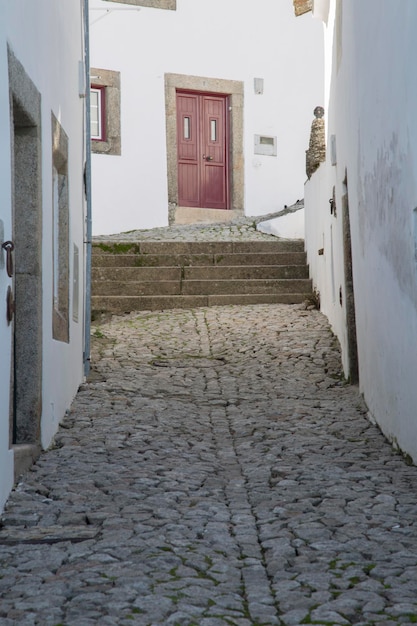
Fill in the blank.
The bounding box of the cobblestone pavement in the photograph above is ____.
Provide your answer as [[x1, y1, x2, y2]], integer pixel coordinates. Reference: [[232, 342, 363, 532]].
[[92, 205, 303, 242], [1, 302, 417, 625]]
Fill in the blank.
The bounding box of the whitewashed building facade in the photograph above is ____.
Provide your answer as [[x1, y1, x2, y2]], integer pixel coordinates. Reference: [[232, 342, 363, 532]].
[[89, 0, 324, 235], [0, 1, 89, 511], [302, 0, 417, 461]]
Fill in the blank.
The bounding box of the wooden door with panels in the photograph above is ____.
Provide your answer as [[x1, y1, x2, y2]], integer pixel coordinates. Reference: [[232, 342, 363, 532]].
[[176, 90, 229, 209]]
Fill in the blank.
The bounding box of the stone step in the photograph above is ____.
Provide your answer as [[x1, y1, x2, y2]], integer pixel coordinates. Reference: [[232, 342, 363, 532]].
[[92, 239, 305, 255], [92, 293, 309, 314], [93, 278, 312, 297], [92, 267, 182, 282], [184, 265, 309, 279], [182, 278, 312, 296], [91, 238, 312, 314], [92, 264, 309, 282], [92, 251, 308, 268]]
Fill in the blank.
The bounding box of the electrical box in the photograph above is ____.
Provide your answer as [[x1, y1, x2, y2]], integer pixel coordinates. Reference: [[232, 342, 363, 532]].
[[254, 134, 277, 156]]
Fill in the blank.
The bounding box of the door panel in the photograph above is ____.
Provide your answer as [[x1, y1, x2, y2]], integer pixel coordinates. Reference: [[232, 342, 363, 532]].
[[180, 163, 199, 206], [201, 95, 227, 208], [177, 94, 198, 162], [177, 94, 200, 206], [177, 91, 228, 209], [204, 164, 226, 207]]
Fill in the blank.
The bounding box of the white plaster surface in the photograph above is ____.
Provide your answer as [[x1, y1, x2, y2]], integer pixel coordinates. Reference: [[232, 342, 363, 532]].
[[89, 0, 323, 235], [0, 10, 14, 511], [0, 1, 87, 510], [257, 208, 305, 240], [304, 0, 417, 462]]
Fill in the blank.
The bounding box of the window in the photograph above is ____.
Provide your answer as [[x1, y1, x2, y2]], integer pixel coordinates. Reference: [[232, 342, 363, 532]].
[[183, 116, 191, 140], [90, 86, 105, 141], [90, 68, 121, 156], [210, 119, 217, 142]]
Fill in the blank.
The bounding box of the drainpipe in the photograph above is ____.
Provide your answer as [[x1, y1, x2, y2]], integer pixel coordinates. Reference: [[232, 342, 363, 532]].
[[83, 0, 92, 377]]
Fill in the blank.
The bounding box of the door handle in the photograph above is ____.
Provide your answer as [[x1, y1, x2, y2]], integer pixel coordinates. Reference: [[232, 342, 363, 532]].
[[1, 241, 14, 278], [203, 155, 214, 161], [6, 286, 15, 325]]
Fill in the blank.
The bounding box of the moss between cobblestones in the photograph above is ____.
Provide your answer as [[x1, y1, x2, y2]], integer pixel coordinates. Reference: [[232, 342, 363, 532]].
[[93, 327, 105, 339], [363, 563, 376, 574], [196, 569, 220, 585], [168, 566, 179, 578], [167, 591, 186, 604], [100, 572, 117, 582]]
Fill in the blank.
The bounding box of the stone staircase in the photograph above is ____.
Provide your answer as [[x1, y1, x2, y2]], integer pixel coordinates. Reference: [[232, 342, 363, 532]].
[[91, 239, 312, 315]]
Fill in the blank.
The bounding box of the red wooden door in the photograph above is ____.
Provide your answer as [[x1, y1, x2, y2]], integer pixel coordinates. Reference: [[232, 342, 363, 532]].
[[177, 91, 229, 209]]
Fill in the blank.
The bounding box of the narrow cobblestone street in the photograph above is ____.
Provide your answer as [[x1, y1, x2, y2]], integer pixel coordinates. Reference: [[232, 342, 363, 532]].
[[1, 301, 417, 625]]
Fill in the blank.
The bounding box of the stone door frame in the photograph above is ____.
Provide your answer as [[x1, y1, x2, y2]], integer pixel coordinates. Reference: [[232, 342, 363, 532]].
[[165, 73, 244, 220]]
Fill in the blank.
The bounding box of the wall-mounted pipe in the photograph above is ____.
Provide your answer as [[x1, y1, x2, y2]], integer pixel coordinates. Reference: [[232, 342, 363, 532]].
[[83, 0, 92, 378]]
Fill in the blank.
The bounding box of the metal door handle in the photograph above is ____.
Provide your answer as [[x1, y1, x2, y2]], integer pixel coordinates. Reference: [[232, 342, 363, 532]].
[[203, 155, 214, 161], [1, 241, 14, 278], [6, 286, 15, 325]]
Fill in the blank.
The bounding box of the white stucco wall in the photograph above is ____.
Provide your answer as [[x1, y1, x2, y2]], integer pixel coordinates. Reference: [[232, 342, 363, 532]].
[[0, 2, 87, 511], [305, 0, 417, 461], [89, 0, 324, 235], [0, 5, 15, 512], [257, 208, 305, 240]]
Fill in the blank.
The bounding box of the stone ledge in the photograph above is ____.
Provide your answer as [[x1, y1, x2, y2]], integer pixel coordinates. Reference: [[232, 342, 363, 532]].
[[0, 525, 100, 545], [173, 206, 244, 225]]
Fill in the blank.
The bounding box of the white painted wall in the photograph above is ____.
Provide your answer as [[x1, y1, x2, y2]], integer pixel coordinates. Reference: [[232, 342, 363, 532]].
[[0, 1, 87, 511], [258, 208, 305, 240], [90, 0, 324, 235], [305, 0, 417, 461], [0, 3, 15, 512]]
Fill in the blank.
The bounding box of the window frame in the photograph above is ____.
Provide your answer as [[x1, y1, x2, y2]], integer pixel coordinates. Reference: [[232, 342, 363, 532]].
[[90, 84, 106, 142], [90, 68, 121, 156]]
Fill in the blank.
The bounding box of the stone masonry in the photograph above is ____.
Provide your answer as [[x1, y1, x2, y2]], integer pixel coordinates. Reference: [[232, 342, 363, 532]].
[[306, 107, 326, 180], [293, 0, 313, 18]]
